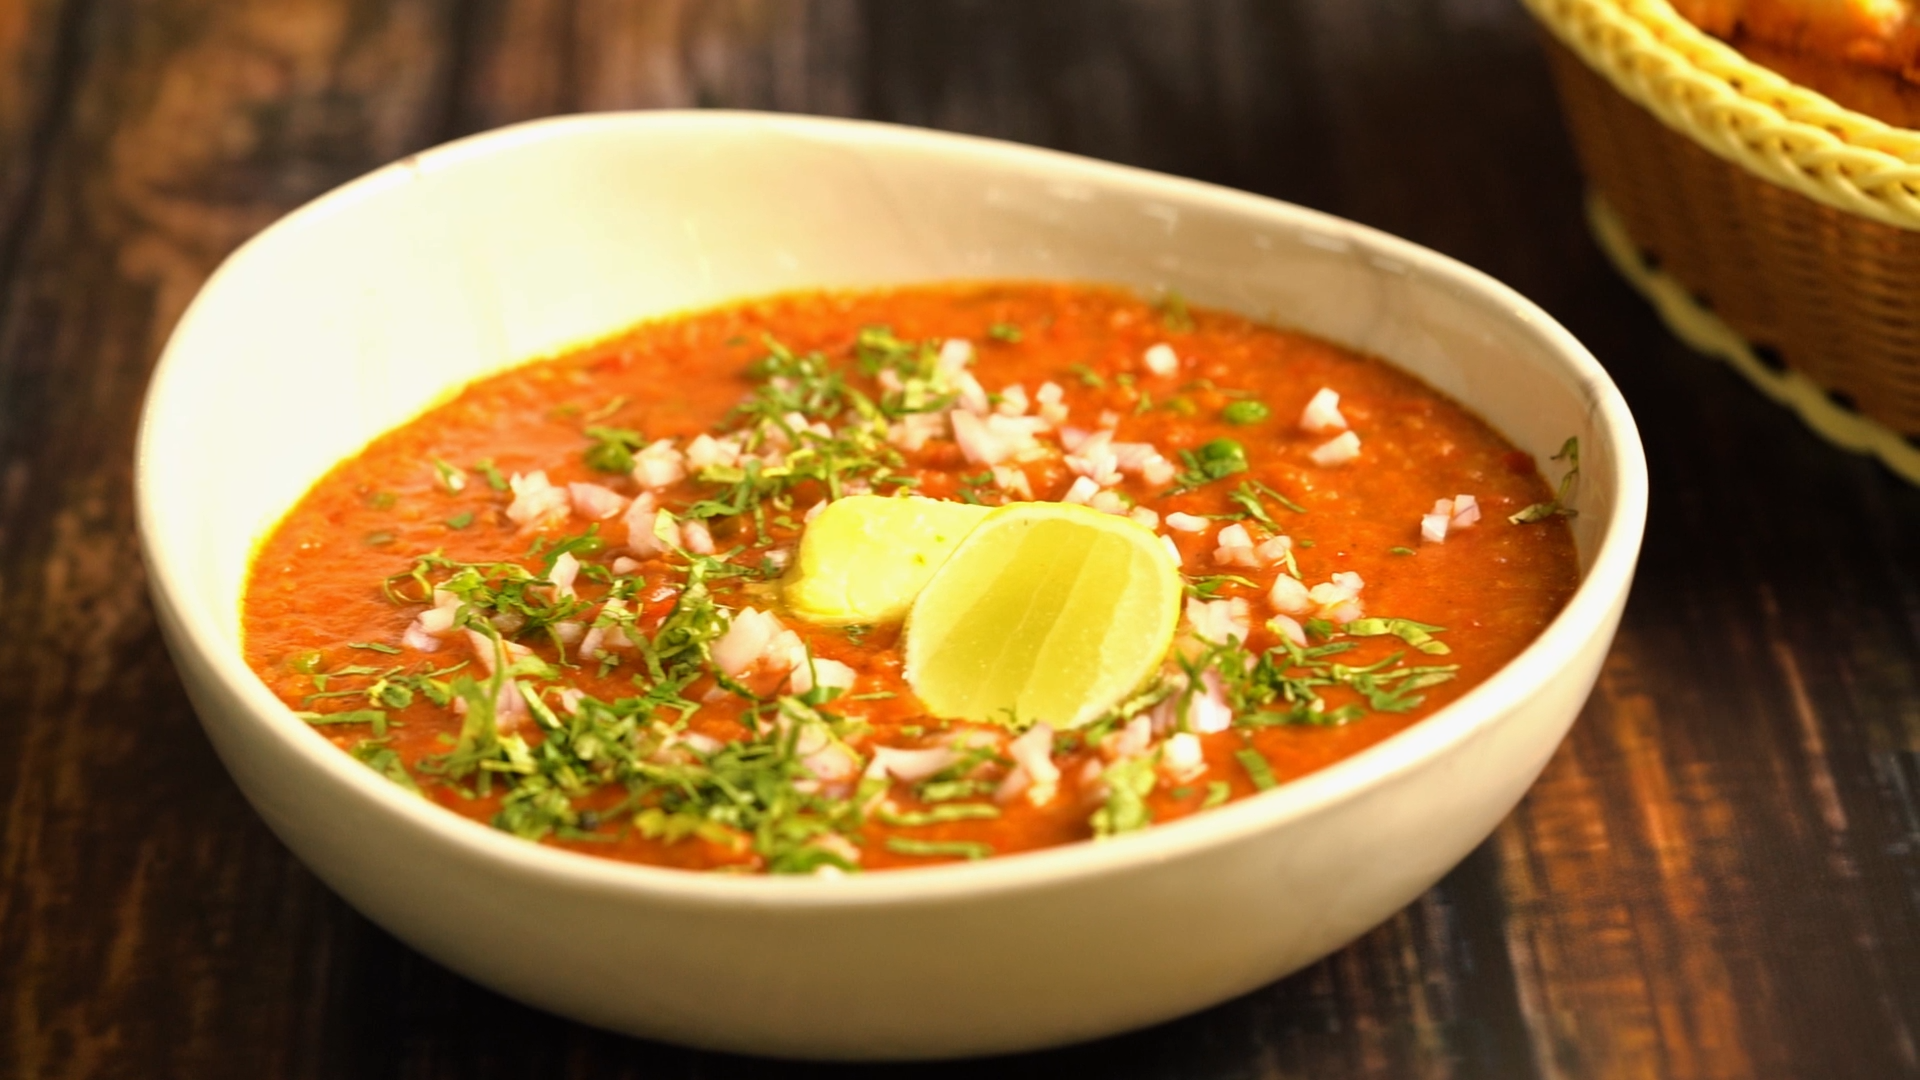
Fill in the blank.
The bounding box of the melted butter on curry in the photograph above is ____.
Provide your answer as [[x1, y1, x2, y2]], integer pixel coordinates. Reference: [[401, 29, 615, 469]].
[[242, 282, 1579, 874]]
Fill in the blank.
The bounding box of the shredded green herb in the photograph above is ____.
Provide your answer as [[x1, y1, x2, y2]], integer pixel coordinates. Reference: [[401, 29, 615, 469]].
[[386, 548, 597, 652], [583, 395, 629, 423], [1185, 574, 1257, 599], [1235, 748, 1278, 791], [1170, 623, 1460, 730], [876, 803, 1001, 827], [432, 458, 468, 493], [1168, 438, 1249, 494], [347, 641, 402, 655], [351, 739, 422, 794], [473, 459, 509, 492], [1157, 290, 1195, 333], [297, 708, 389, 735], [1510, 437, 1580, 524], [1343, 617, 1452, 656], [917, 778, 997, 803], [1222, 399, 1270, 425], [1222, 478, 1304, 529], [583, 426, 645, 474], [885, 837, 994, 861], [1090, 755, 1157, 837]]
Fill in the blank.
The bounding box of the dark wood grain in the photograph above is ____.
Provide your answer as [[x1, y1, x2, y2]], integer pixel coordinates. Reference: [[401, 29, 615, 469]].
[[1, 1, 1916, 1077]]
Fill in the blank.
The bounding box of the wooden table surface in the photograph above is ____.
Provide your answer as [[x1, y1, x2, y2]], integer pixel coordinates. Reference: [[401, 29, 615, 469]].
[[3, 1, 1917, 1076]]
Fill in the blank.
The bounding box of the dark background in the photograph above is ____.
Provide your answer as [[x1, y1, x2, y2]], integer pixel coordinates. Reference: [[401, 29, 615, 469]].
[[3, 1, 1917, 1077]]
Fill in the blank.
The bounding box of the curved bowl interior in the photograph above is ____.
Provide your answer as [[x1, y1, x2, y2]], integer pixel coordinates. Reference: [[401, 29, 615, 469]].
[[137, 111, 1646, 1060]]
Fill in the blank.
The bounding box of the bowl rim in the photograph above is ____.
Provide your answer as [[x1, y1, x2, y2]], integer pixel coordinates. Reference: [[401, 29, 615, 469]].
[[136, 108, 1648, 909]]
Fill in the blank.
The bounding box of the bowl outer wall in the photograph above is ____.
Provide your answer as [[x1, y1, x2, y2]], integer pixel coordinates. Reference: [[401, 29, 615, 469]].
[[135, 111, 1647, 1060]]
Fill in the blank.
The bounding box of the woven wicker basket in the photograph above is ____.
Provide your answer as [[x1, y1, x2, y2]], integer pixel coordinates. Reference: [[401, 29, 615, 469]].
[[1525, 0, 1920, 482]]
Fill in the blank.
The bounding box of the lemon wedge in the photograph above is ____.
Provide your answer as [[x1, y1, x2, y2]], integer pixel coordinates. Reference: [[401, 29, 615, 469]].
[[903, 502, 1181, 729], [784, 495, 992, 625]]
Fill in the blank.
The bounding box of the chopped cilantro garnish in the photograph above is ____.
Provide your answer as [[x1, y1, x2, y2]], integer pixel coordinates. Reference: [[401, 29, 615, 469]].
[[351, 740, 421, 794], [1185, 574, 1257, 599], [297, 708, 389, 735], [1171, 625, 1460, 729], [1234, 748, 1278, 791], [530, 527, 607, 574], [1201, 781, 1231, 808], [385, 546, 598, 653], [1390, 545, 1415, 556], [1157, 290, 1195, 332], [876, 803, 1001, 827], [583, 425, 645, 474], [582, 395, 629, 423], [406, 625, 878, 868], [432, 458, 468, 493], [347, 641, 402, 655], [850, 327, 962, 418], [917, 778, 996, 803], [473, 459, 509, 492], [446, 511, 475, 530], [1221, 479, 1304, 529], [1510, 437, 1580, 524], [1090, 755, 1157, 837], [1343, 617, 1452, 655], [1068, 363, 1105, 389], [1222, 399, 1270, 425], [367, 491, 398, 510], [660, 336, 918, 531], [627, 702, 878, 872], [954, 470, 996, 505], [634, 807, 739, 847], [885, 837, 994, 861], [1168, 438, 1249, 493], [987, 321, 1022, 343]]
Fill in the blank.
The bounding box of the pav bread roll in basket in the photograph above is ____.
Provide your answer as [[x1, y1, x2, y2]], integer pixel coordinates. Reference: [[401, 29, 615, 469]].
[[1525, 0, 1920, 483]]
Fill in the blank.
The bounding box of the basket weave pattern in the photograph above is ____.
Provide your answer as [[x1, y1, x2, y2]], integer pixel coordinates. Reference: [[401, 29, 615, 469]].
[[1527, 0, 1920, 437], [1524, 0, 1920, 227]]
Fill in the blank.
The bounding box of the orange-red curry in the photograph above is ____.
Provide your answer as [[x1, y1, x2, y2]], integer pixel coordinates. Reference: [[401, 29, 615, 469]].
[[244, 283, 1578, 873]]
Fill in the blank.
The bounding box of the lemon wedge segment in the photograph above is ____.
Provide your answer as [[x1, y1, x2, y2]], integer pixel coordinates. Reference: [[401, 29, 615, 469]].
[[783, 495, 992, 626], [903, 502, 1181, 729]]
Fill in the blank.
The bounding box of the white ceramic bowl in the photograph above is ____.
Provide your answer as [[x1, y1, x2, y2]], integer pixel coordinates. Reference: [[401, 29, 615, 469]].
[[136, 111, 1646, 1060]]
